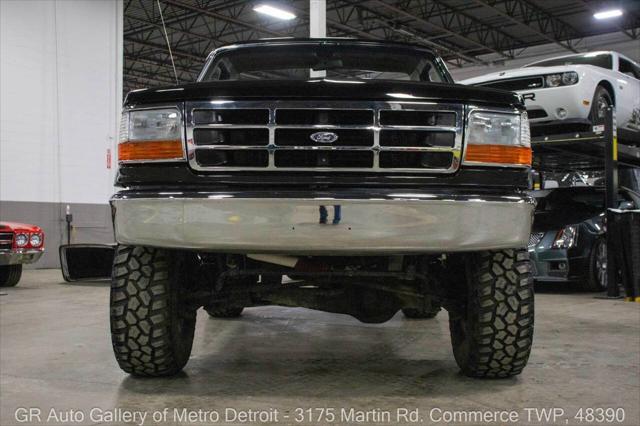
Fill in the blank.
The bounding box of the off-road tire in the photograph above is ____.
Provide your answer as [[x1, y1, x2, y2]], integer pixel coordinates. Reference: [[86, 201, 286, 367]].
[[0, 264, 22, 287], [206, 307, 244, 318], [110, 245, 196, 377], [449, 249, 534, 378], [402, 303, 441, 319], [584, 238, 607, 292]]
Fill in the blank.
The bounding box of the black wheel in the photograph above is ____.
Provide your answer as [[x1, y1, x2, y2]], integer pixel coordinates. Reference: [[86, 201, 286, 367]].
[[0, 264, 22, 287], [584, 238, 607, 292], [110, 245, 196, 377], [205, 306, 244, 318], [402, 302, 441, 319], [589, 86, 613, 128], [449, 249, 534, 378]]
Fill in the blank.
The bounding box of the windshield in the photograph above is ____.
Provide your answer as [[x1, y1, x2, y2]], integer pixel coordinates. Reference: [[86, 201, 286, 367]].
[[201, 43, 450, 83], [525, 53, 612, 70]]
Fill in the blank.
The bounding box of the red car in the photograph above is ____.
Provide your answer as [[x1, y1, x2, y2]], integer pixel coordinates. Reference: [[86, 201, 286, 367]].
[[0, 222, 45, 287]]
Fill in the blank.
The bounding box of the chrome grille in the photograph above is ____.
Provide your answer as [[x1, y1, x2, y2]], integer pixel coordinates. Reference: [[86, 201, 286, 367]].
[[0, 232, 13, 251], [186, 101, 463, 173], [529, 232, 544, 248]]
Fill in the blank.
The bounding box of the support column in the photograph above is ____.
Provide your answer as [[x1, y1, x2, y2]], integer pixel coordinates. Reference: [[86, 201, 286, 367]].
[[309, 0, 326, 78], [604, 107, 619, 297], [309, 0, 326, 38]]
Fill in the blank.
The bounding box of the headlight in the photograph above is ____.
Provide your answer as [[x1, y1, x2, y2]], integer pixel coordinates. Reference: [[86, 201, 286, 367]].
[[553, 225, 578, 249], [468, 112, 520, 146], [15, 233, 28, 247], [128, 109, 181, 141], [463, 111, 531, 167], [118, 108, 184, 163], [544, 72, 578, 87], [562, 71, 579, 85], [545, 74, 562, 87], [29, 233, 43, 247]]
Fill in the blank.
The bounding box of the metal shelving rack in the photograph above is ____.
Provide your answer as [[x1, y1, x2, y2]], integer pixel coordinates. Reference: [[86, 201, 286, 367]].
[[531, 108, 640, 299]]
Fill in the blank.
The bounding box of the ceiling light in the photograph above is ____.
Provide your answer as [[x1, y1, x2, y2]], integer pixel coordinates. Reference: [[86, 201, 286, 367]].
[[593, 9, 623, 20], [254, 4, 296, 20]]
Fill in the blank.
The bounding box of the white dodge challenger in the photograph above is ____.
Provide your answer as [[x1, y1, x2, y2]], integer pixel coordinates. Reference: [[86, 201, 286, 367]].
[[460, 51, 640, 142]]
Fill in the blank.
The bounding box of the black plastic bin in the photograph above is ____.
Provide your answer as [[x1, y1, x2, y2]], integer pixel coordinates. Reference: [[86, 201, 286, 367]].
[[59, 244, 115, 282]]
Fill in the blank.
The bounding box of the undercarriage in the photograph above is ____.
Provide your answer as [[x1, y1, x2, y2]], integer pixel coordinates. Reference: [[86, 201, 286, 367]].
[[185, 253, 455, 324]]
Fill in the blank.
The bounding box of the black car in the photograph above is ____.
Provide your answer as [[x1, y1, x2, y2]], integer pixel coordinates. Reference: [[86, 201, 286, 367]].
[[530, 168, 640, 291], [529, 214, 606, 291]]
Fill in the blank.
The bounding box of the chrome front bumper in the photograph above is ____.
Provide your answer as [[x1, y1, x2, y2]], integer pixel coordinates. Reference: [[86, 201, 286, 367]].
[[111, 190, 535, 254], [0, 250, 44, 265]]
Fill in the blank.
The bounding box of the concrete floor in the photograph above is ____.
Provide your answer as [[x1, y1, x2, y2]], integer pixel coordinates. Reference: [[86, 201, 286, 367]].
[[1, 270, 639, 426]]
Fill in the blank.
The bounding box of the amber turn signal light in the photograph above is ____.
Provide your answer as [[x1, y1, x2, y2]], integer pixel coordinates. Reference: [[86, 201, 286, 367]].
[[118, 140, 184, 162], [465, 144, 532, 166]]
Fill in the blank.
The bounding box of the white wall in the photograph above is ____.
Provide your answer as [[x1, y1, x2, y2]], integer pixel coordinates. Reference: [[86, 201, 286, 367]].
[[0, 0, 123, 205], [449, 31, 640, 82], [0, 0, 123, 268]]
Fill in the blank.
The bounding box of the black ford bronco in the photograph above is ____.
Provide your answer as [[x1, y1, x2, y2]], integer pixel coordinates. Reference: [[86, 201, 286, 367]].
[[111, 39, 535, 378]]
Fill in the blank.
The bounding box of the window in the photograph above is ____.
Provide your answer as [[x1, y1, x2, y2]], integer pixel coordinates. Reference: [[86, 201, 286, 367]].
[[201, 43, 451, 83], [618, 58, 640, 79]]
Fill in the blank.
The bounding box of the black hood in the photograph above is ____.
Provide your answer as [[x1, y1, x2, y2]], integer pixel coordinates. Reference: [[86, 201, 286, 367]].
[[124, 79, 523, 108]]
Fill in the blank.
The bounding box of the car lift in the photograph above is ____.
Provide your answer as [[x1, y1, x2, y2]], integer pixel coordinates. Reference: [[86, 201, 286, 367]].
[[531, 108, 640, 301]]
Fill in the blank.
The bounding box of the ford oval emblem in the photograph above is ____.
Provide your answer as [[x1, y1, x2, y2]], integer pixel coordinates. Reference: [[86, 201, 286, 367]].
[[310, 131, 339, 144]]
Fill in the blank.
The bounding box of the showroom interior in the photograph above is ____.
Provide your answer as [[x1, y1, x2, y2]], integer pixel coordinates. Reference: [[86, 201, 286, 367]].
[[1, 0, 639, 425]]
